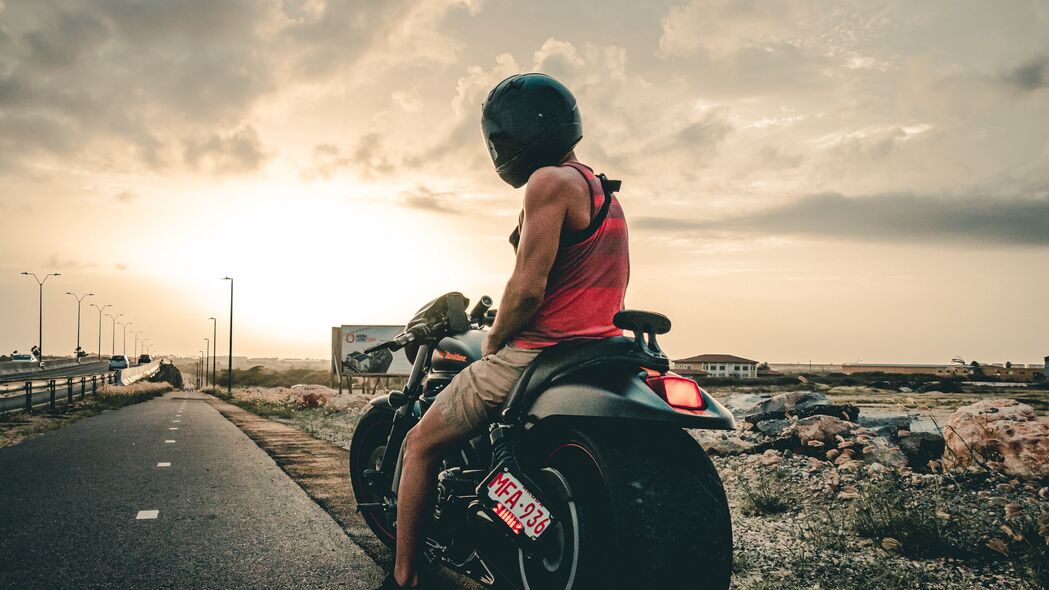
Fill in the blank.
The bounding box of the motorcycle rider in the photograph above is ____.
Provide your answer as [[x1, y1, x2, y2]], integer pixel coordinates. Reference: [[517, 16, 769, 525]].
[[376, 73, 630, 589]]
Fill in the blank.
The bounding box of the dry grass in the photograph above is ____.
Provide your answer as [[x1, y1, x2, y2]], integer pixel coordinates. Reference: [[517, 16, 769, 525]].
[[737, 467, 792, 516]]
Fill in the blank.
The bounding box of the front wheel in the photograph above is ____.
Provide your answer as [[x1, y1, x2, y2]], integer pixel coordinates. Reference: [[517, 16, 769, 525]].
[[519, 423, 732, 590], [349, 406, 398, 548]]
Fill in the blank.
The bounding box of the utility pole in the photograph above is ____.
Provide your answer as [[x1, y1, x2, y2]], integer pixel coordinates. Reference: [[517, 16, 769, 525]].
[[90, 304, 110, 359], [106, 314, 122, 357], [65, 291, 94, 361], [209, 317, 217, 389], [21, 272, 60, 359], [222, 277, 233, 394]]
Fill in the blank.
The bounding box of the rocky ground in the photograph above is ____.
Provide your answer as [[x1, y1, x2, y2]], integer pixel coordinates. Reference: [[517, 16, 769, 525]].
[[217, 382, 1049, 590]]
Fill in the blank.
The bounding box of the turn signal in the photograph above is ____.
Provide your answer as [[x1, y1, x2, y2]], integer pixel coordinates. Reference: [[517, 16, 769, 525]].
[[646, 375, 707, 414]]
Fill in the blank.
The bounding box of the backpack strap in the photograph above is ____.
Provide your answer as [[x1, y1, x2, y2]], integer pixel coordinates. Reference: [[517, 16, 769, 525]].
[[561, 163, 622, 246]]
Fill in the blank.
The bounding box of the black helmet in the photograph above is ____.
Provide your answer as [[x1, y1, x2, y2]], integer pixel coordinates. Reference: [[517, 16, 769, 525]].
[[481, 73, 583, 188]]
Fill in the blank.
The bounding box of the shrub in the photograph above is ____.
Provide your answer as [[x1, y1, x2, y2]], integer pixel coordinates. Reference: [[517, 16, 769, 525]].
[[737, 468, 791, 516], [851, 476, 964, 559]]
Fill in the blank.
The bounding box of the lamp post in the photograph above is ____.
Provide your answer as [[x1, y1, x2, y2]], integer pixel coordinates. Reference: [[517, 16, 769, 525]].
[[209, 317, 217, 389], [204, 338, 210, 389], [199, 351, 205, 390], [90, 304, 110, 359], [65, 291, 94, 361], [222, 277, 233, 394], [117, 321, 133, 357], [130, 330, 141, 360], [105, 313, 123, 357], [20, 272, 61, 360]]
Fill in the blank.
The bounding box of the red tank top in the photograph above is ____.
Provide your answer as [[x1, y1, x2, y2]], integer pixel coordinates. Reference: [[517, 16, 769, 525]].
[[512, 162, 630, 348]]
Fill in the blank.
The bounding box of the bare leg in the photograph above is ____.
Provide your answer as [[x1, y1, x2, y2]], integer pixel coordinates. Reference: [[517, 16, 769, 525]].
[[393, 407, 469, 586]]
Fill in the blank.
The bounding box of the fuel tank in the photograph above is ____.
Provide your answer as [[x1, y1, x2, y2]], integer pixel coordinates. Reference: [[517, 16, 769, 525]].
[[430, 329, 486, 375]]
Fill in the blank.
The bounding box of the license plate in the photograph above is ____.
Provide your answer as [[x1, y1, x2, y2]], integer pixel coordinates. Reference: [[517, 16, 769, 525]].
[[484, 470, 552, 539]]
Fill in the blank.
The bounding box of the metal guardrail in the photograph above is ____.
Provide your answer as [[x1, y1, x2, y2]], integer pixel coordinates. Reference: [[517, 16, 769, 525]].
[[0, 372, 116, 415]]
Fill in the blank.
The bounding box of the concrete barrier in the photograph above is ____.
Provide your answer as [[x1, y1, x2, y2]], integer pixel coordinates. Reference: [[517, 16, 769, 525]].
[[0, 357, 84, 378], [116, 361, 162, 386]]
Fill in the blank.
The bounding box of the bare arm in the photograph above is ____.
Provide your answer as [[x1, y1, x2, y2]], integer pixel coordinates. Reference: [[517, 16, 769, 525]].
[[484, 168, 575, 355]]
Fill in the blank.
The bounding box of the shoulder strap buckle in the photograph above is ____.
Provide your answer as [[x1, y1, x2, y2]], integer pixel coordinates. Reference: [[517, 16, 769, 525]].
[[597, 173, 621, 195]]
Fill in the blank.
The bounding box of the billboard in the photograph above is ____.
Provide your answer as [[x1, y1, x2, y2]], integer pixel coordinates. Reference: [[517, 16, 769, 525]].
[[331, 325, 413, 377]]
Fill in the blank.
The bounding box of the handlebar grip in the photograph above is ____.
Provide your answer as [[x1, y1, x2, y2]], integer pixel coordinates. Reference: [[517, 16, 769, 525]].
[[469, 295, 493, 323]]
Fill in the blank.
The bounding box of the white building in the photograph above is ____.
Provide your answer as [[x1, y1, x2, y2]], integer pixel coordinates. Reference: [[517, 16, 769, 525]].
[[673, 354, 759, 379]]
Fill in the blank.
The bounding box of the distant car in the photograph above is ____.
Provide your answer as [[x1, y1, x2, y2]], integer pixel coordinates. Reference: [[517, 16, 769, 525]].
[[138, 354, 152, 364], [11, 353, 38, 363], [109, 355, 129, 370]]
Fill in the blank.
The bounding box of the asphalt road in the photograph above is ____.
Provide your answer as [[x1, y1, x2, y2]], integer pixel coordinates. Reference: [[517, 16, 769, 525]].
[[0, 359, 111, 385], [0, 391, 382, 589]]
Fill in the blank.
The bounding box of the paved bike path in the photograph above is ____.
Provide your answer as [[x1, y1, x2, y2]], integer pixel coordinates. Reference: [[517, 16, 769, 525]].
[[0, 391, 382, 589]]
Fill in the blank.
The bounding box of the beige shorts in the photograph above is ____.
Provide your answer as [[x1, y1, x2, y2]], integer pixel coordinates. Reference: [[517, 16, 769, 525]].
[[430, 344, 542, 435]]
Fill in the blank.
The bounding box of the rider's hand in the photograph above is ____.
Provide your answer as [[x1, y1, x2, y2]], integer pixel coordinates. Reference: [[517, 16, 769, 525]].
[[482, 334, 502, 358]]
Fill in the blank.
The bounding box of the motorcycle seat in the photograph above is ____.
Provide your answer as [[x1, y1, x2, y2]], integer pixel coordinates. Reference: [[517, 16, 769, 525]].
[[499, 336, 668, 424]]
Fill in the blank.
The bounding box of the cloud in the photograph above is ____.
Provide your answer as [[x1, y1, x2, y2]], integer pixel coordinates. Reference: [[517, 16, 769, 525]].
[[633, 192, 1049, 246], [115, 191, 136, 203], [399, 186, 460, 214], [1002, 55, 1048, 91], [182, 126, 270, 175]]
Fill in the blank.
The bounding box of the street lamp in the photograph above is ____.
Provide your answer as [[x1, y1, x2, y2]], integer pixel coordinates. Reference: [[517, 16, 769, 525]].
[[65, 291, 94, 361], [106, 313, 123, 357], [21, 272, 60, 359], [204, 337, 210, 389], [199, 351, 205, 390], [222, 277, 233, 394], [117, 321, 133, 357], [90, 304, 110, 360], [209, 317, 217, 389], [130, 330, 141, 360]]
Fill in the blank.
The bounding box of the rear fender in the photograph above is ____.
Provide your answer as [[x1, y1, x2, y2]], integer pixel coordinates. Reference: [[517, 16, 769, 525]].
[[526, 376, 736, 430]]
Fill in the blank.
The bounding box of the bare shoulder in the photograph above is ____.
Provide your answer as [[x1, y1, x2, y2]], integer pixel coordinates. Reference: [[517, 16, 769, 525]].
[[524, 165, 587, 208]]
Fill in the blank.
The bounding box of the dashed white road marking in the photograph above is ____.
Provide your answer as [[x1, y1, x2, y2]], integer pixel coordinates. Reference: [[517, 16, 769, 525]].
[[136, 510, 159, 520], [164, 440, 176, 444], [157, 462, 171, 467], [173, 420, 181, 423], [169, 427, 179, 431]]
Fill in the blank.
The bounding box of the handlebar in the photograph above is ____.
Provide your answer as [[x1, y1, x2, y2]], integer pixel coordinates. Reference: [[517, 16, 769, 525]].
[[361, 295, 496, 355], [469, 295, 493, 324]]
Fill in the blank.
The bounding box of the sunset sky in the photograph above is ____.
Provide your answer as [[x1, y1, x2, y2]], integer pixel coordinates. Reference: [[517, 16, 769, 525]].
[[1, 0, 1047, 364]]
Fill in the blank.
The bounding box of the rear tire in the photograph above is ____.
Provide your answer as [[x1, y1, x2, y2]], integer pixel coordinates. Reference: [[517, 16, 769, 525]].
[[519, 422, 732, 590], [349, 406, 398, 549]]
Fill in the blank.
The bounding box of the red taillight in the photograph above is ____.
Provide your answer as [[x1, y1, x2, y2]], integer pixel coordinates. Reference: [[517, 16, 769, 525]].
[[646, 375, 707, 414], [492, 502, 524, 534]]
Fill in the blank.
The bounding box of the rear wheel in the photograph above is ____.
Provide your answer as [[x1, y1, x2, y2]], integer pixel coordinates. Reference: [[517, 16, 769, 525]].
[[519, 423, 732, 590], [349, 406, 398, 548]]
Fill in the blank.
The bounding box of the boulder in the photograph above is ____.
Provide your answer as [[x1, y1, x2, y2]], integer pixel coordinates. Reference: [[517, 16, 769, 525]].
[[744, 390, 859, 424], [860, 437, 908, 469], [858, 414, 912, 439], [941, 399, 1049, 480], [691, 431, 766, 456], [754, 418, 793, 437], [789, 415, 859, 450], [898, 431, 946, 470], [719, 393, 767, 417]]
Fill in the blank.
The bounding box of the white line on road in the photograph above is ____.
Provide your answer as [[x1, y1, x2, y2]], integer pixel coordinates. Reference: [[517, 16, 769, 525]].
[[157, 462, 171, 467], [164, 440, 176, 443], [136, 510, 159, 520], [169, 427, 179, 430]]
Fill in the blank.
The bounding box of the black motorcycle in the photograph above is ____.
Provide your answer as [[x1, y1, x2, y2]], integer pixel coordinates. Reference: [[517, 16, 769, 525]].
[[349, 293, 735, 589]]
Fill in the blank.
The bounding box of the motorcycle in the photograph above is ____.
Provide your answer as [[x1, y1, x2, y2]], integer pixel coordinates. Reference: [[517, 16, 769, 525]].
[[349, 292, 736, 589]]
